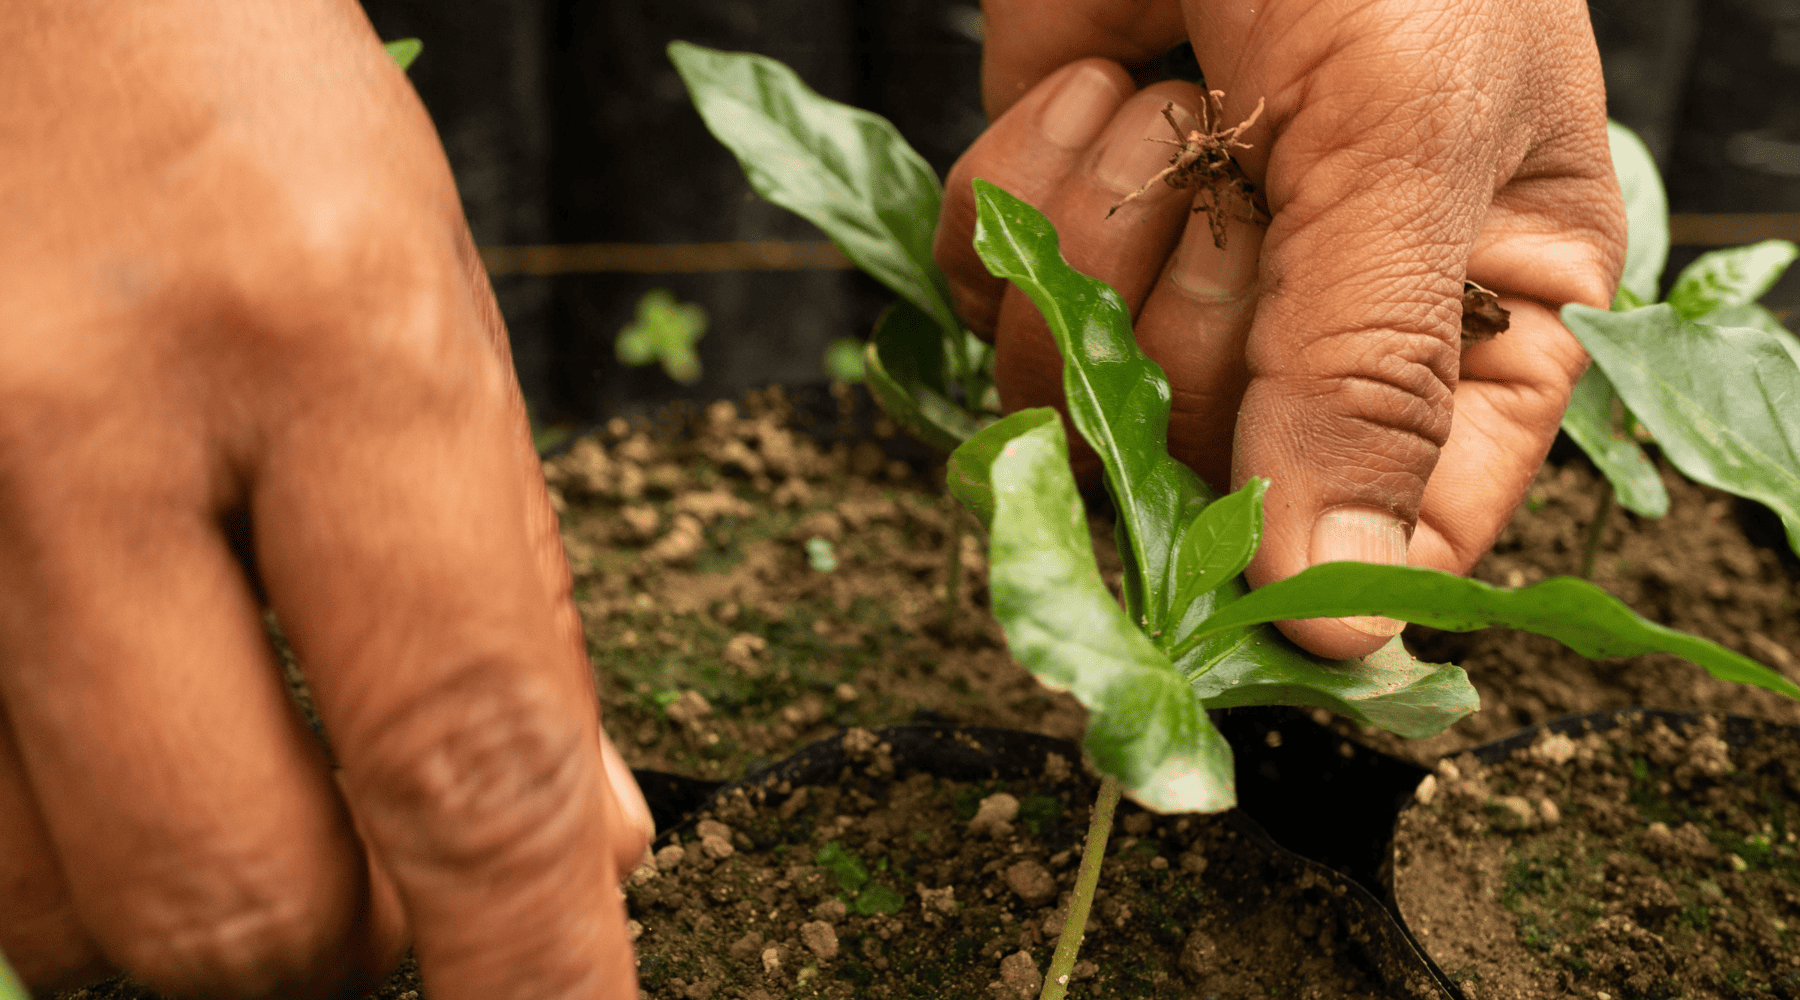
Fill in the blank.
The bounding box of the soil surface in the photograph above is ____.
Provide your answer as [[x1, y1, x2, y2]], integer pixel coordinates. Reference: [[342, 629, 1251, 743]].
[[1395, 715, 1800, 1000], [51, 386, 1800, 999], [626, 727, 1407, 1000]]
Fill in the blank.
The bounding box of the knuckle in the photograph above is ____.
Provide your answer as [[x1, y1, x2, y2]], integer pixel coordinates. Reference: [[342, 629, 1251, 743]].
[[105, 881, 339, 996], [350, 664, 591, 872]]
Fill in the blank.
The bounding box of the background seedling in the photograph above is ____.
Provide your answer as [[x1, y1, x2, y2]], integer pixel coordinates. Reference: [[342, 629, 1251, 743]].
[[1561, 122, 1799, 574], [615, 289, 707, 386], [957, 180, 1799, 997]]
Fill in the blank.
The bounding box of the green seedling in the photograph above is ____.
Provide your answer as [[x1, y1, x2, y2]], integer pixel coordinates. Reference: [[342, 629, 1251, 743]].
[[955, 180, 1799, 998], [816, 841, 905, 915], [667, 41, 993, 453], [1560, 122, 1799, 573], [823, 337, 867, 383], [383, 37, 422, 71], [805, 537, 839, 572], [616, 289, 707, 385]]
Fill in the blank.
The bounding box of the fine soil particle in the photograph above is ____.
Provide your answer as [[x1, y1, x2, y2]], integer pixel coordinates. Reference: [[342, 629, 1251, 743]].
[[626, 731, 1396, 1000], [1395, 715, 1800, 1000]]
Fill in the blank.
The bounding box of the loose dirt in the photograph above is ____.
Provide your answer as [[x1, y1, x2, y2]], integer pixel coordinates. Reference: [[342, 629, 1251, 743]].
[[1395, 715, 1800, 1000]]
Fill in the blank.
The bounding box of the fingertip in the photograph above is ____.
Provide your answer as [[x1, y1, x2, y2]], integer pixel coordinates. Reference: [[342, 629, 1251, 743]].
[[600, 734, 655, 859]]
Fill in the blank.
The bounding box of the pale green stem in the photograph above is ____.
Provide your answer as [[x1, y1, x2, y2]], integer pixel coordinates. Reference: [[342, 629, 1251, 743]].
[[1039, 774, 1122, 1000], [1579, 478, 1616, 580]]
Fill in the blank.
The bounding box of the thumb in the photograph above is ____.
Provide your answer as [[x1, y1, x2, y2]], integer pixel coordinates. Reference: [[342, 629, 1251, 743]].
[[1195, 8, 1526, 659]]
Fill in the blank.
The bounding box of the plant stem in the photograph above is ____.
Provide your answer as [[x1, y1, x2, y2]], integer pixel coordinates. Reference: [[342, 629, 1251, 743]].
[[1579, 478, 1616, 580], [1039, 774, 1122, 1000], [943, 507, 964, 632]]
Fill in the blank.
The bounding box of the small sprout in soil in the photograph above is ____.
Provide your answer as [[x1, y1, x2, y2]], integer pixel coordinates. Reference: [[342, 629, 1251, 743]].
[[615, 288, 707, 386], [1106, 94, 1269, 250], [823, 336, 867, 382], [805, 536, 838, 572]]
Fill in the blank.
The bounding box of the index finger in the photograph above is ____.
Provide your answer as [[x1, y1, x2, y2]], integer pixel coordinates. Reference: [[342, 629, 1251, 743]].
[[248, 244, 648, 997]]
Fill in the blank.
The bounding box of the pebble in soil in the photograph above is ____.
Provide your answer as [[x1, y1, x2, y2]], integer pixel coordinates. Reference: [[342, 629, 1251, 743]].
[[626, 731, 1398, 1000], [1395, 714, 1800, 1000]]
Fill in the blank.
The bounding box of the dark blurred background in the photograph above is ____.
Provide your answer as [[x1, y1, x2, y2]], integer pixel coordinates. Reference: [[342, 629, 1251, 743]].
[[358, 0, 1800, 427]]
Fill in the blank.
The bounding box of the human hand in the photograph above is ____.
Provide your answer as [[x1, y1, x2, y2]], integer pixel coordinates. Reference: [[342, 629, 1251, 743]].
[[0, 2, 651, 996], [935, 0, 1626, 659]]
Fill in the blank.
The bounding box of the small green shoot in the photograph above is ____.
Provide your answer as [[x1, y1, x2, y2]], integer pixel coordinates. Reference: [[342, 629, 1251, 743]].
[[806, 537, 839, 572], [384, 37, 423, 71], [616, 289, 707, 385], [816, 841, 904, 915], [824, 337, 867, 383]]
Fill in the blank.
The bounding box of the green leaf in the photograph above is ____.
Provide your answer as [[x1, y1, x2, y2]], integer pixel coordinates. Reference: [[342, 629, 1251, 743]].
[[1608, 121, 1668, 307], [980, 413, 1234, 812], [0, 951, 24, 1000], [1161, 478, 1269, 640], [384, 38, 423, 71], [806, 537, 839, 572], [970, 178, 1215, 636], [853, 883, 906, 916], [947, 408, 1060, 527], [816, 841, 869, 893], [1187, 563, 1800, 701], [1190, 636, 1481, 740], [1559, 365, 1670, 517], [968, 181, 1478, 744], [824, 337, 867, 383], [1667, 240, 1798, 321], [616, 289, 707, 385], [667, 41, 957, 339], [865, 301, 982, 452], [1564, 303, 1800, 554]]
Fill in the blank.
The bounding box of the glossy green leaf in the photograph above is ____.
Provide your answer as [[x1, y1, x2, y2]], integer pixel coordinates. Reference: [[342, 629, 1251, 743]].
[[667, 42, 957, 338], [947, 408, 1060, 528], [1190, 636, 1482, 740], [0, 952, 23, 1000], [1707, 303, 1800, 366], [980, 414, 1234, 812], [1187, 563, 1800, 700], [1608, 121, 1668, 307], [384, 38, 422, 71], [970, 178, 1215, 635], [1559, 365, 1670, 517], [1667, 240, 1797, 321], [968, 181, 1478, 742], [1160, 478, 1269, 642], [864, 301, 981, 452], [1565, 303, 1800, 554]]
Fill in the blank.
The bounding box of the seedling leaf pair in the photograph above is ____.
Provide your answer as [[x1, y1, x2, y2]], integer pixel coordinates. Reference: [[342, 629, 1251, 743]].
[[955, 180, 1800, 811]]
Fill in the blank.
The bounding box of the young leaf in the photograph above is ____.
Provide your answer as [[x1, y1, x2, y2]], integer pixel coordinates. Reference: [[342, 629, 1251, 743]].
[[1558, 366, 1670, 517], [952, 409, 1235, 812], [864, 301, 982, 451], [384, 38, 422, 71], [1187, 563, 1800, 701], [616, 289, 706, 384], [947, 408, 1060, 528], [968, 181, 1479, 741], [1160, 478, 1269, 637], [667, 42, 958, 340], [1190, 635, 1482, 740], [1564, 303, 1800, 554], [1608, 121, 1668, 307], [970, 178, 1215, 635], [1666, 240, 1798, 321]]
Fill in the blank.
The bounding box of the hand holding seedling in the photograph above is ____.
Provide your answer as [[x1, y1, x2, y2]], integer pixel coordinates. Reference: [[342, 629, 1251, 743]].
[[936, 0, 1627, 660], [0, 3, 650, 997]]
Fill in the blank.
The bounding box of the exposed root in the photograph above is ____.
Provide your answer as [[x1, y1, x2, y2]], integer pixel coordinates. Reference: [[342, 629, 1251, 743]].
[[1106, 92, 1270, 248]]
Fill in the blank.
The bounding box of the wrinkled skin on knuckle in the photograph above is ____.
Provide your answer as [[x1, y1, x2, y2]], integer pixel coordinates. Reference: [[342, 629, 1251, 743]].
[[347, 664, 592, 876]]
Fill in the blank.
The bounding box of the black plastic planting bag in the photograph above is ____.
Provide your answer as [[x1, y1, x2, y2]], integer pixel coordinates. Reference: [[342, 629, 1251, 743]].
[[635, 721, 1458, 999]]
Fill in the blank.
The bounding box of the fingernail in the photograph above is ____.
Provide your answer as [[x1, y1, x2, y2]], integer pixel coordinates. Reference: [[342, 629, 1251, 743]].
[[1039, 65, 1119, 150], [1096, 102, 1191, 196], [600, 732, 655, 840], [1170, 217, 1263, 300], [1310, 506, 1409, 638]]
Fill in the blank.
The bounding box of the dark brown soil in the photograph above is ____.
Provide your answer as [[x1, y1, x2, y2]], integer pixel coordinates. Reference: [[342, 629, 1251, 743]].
[[1395, 715, 1800, 1000], [627, 728, 1403, 1000]]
